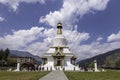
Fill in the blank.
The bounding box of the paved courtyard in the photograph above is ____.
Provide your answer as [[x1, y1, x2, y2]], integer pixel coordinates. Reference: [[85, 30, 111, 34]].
[[39, 70, 68, 80]]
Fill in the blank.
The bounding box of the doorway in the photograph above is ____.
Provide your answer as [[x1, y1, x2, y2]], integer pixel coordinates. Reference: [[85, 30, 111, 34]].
[[57, 60, 61, 66]]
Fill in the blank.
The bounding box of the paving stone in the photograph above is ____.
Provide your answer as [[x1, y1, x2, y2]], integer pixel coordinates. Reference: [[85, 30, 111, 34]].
[[39, 70, 68, 80]]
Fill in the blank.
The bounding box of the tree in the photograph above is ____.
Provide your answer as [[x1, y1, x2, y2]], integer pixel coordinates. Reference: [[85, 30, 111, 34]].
[[88, 61, 94, 68], [3, 48, 10, 61], [0, 49, 3, 60], [116, 59, 120, 68], [0, 48, 10, 67]]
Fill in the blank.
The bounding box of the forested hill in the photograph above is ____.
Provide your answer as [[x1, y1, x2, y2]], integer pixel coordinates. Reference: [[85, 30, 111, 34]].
[[78, 48, 120, 68]]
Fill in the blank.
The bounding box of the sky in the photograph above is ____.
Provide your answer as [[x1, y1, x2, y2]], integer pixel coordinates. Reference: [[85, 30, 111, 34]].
[[0, 0, 120, 60]]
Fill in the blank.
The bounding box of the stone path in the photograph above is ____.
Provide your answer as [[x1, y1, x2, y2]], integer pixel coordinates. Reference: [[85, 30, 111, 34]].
[[39, 70, 68, 80]]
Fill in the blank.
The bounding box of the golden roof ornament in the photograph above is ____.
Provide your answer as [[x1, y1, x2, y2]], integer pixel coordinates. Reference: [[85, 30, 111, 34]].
[[57, 22, 62, 34]]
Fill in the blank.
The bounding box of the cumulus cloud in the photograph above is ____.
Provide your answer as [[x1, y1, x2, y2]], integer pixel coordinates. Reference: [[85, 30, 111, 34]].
[[0, 27, 44, 49], [107, 31, 120, 42], [0, 16, 4, 22], [77, 31, 120, 60], [76, 39, 120, 60], [40, 0, 110, 28], [25, 42, 49, 56], [96, 36, 103, 41], [0, 0, 46, 11], [63, 29, 90, 54]]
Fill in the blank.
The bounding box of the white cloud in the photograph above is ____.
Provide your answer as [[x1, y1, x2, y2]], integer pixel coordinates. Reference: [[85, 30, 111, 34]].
[[40, 0, 110, 28], [26, 42, 49, 56], [107, 31, 120, 42], [0, 0, 46, 11], [0, 27, 44, 49], [77, 40, 120, 60], [0, 16, 4, 22], [63, 29, 90, 51], [96, 36, 103, 41], [79, 30, 120, 60]]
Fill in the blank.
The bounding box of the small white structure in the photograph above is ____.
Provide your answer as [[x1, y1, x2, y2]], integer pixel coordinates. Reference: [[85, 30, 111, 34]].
[[41, 22, 79, 71], [14, 58, 21, 71], [94, 60, 99, 72]]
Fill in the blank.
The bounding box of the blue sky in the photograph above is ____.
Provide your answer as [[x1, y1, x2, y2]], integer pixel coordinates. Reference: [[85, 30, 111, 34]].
[[0, 0, 120, 60]]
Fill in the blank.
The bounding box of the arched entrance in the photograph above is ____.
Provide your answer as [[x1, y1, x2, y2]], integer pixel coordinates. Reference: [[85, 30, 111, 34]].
[[54, 57, 64, 66], [53, 56, 64, 70], [56, 57, 62, 66]]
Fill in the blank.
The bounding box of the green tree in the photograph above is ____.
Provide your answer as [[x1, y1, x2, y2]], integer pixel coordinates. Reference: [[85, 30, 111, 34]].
[[3, 48, 10, 61], [0, 49, 3, 60], [116, 59, 120, 68], [88, 61, 94, 68], [0, 48, 10, 66]]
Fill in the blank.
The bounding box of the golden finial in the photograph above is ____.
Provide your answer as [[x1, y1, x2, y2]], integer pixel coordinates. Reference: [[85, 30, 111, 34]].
[[57, 21, 62, 28], [57, 22, 62, 34]]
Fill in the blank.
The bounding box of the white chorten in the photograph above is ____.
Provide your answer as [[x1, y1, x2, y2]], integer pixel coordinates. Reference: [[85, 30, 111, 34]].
[[41, 22, 79, 71], [94, 60, 100, 72]]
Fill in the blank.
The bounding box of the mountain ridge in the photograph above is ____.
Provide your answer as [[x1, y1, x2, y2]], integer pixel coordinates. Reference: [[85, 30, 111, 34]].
[[78, 48, 120, 68], [9, 50, 42, 63]]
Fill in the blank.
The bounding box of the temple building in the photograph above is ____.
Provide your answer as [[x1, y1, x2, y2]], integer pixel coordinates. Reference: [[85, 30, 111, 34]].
[[41, 22, 79, 71]]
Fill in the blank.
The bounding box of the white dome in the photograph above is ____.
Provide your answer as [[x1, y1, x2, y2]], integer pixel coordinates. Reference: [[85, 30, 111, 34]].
[[52, 35, 67, 47]]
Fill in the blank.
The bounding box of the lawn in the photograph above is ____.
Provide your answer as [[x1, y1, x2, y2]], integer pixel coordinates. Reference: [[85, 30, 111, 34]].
[[0, 71, 49, 80], [65, 71, 120, 80]]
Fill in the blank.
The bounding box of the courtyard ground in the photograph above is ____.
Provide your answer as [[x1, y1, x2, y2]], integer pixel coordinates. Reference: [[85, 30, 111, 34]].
[[0, 71, 49, 80], [65, 71, 120, 80], [0, 70, 120, 80]]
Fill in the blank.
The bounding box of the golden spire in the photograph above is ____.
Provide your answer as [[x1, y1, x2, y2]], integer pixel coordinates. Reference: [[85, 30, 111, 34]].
[[57, 22, 62, 35]]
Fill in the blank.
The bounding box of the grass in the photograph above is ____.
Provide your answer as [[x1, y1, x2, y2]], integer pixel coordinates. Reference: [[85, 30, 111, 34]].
[[0, 71, 49, 80], [65, 71, 120, 80]]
